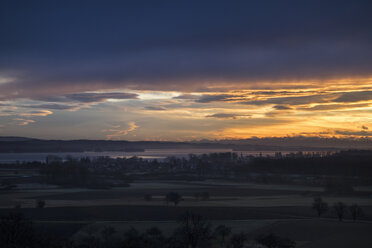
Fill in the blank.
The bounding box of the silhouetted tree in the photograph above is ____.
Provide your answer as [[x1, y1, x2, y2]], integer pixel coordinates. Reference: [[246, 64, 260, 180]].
[[312, 196, 328, 217], [229, 232, 247, 248], [36, 199, 46, 208], [166, 192, 182, 206], [349, 204, 363, 222], [174, 212, 211, 248], [144, 194, 153, 201], [0, 213, 35, 248], [0, 212, 59, 247], [122, 227, 145, 248], [144, 227, 166, 248], [213, 224, 231, 247], [333, 202, 347, 221], [78, 234, 101, 248], [101, 226, 116, 248]]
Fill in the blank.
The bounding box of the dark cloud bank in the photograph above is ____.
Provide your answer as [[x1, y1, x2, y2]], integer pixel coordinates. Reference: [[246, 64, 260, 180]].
[[1, 0, 372, 100]]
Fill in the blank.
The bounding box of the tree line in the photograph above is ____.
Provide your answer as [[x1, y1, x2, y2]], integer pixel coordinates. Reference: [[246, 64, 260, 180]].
[[0, 212, 296, 248], [312, 196, 364, 221]]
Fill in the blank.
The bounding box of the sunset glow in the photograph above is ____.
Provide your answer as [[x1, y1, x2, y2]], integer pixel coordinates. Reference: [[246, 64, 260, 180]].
[[1, 1, 372, 141]]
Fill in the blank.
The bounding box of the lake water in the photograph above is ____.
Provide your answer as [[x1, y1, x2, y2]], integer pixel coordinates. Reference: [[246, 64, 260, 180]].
[[0, 149, 325, 163]]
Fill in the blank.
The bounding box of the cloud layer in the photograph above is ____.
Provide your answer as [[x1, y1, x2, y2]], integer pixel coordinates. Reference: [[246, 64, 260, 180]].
[[1, 1, 372, 140], [1, 0, 372, 100]]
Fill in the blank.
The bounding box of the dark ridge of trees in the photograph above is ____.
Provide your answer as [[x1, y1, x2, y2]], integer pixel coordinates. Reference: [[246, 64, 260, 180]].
[[238, 150, 372, 178], [39, 150, 372, 179], [3, 150, 372, 189], [39, 157, 132, 188], [0, 212, 61, 248]]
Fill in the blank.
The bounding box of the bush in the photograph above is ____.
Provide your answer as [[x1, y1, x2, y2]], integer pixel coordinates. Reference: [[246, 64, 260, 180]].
[[36, 199, 45, 208], [144, 194, 153, 201], [165, 192, 182, 206], [256, 233, 295, 248]]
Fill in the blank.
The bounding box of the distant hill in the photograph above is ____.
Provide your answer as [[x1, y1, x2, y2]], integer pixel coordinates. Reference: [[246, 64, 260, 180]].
[[0, 136, 39, 142]]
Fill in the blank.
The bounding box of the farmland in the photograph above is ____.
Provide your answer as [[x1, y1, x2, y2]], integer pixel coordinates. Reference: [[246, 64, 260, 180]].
[[1, 179, 372, 247], [1, 151, 372, 247]]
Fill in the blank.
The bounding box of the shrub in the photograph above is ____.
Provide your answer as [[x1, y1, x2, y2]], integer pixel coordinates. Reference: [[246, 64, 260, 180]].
[[165, 192, 182, 206], [144, 194, 153, 201], [256, 233, 295, 248], [36, 199, 46, 208]]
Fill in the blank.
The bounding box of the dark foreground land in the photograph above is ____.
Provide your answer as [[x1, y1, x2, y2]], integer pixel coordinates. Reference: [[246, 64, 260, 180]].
[[1, 204, 372, 247], [1, 150, 372, 247], [1, 180, 372, 248]]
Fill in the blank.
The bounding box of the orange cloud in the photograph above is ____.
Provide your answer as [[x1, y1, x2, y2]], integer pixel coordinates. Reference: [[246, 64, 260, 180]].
[[104, 122, 139, 140]]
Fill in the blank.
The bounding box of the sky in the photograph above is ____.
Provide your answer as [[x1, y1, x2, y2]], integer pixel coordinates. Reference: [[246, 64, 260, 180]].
[[1, 0, 372, 140]]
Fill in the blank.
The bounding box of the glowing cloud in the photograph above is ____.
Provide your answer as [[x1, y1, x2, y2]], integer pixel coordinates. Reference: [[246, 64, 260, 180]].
[[104, 122, 139, 140]]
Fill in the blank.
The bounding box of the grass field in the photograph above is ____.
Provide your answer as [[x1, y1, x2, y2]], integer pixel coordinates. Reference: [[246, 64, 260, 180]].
[[1, 180, 371, 209]]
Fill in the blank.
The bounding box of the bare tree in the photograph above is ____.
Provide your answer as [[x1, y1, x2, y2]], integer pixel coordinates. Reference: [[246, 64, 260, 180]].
[[230, 232, 247, 248], [145, 227, 166, 248], [122, 227, 145, 248], [349, 204, 363, 222], [175, 212, 211, 248], [312, 196, 328, 217], [101, 226, 116, 248], [0, 213, 35, 247], [333, 202, 347, 221], [214, 224, 231, 247]]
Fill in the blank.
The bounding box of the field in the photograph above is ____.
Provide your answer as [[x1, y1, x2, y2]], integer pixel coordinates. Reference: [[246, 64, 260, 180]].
[[1, 178, 372, 247]]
